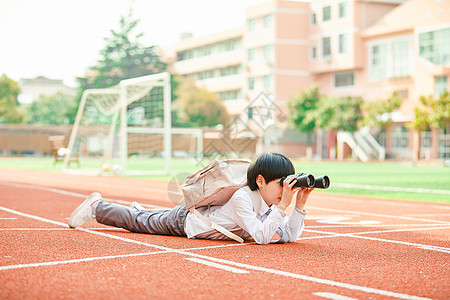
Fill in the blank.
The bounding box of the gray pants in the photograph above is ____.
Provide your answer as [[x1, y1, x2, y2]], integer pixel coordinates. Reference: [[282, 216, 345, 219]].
[[95, 201, 188, 237]]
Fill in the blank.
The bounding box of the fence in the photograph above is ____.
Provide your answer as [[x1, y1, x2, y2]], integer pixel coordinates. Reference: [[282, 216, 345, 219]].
[[0, 124, 257, 157]]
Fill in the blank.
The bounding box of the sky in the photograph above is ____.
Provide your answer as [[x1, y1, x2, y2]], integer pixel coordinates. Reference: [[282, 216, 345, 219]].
[[0, 0, 265, 87]]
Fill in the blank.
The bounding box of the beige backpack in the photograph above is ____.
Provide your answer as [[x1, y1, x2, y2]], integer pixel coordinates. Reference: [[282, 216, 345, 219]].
[[181, 159, 261, 243]]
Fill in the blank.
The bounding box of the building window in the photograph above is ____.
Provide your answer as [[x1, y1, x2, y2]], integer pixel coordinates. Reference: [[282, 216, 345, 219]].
[[323, 6, 331, 22], [220, 38, 241, 52], [311, 12, 317, 25], [392, 125, 409, 150], [311, 46, 317, 60], [219, 65, 240, 77], [334, 72, 354, 87], [438, 128, 450, 159], [196, 45, 212, 57], [177, 50, 193, 61], [248, 48, 256, 61], [435, 76, 447, 98], [248, 107, 254, 120], [392, 40, 410, 77], [263, 14, 273, 29], [218, 90, 240, 101], [322, 37, 331, 58], [419, 27, 450, 65], [421, 130, 432, 150], [263, 45, 274, 63], [263, 75, 272, 92], [248, 18, 256, 32], [395, 89, 409, 100], [176, 38, 242, 62], [338, 34, 347, 54], [370, 44, 387, 80], [370, 39, 412, 80], [248, 77, 255, 90], [339, 2, 348, 18]]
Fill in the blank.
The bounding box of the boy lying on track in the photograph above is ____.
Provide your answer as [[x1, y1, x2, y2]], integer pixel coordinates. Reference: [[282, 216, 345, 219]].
[[68, 153, 314, 244]]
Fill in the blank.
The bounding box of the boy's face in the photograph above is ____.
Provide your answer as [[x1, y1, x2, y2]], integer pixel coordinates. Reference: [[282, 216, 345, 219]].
[[256, 175, 284, 206]]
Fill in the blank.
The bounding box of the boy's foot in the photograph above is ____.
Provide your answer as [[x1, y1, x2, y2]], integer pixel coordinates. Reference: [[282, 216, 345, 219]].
[[68, 192, 102, 228], [130, 201, 144, 212]]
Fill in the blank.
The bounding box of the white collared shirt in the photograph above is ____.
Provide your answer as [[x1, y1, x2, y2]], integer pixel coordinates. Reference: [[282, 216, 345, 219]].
[[184, 187, 307, 244]]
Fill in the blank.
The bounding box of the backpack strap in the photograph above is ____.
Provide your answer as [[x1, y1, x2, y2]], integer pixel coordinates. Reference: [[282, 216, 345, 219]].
[[189, 208, 244, 243], [243, 186, 262, 214]]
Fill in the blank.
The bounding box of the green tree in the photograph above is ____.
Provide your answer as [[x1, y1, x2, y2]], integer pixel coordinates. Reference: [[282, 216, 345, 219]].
[[408, 92, 449, 160], [175, 77, 229, 127], [309, 96, 363, 132], [288, 85, 320, 132], [420, 92, 450, 129], [289, 85, 362, 132], [25, 92, 77, 125], [78, 9, 166, 90], [359, 92, 403, 128], [0, 74, 23, 123], [408, 92, 450, 133]]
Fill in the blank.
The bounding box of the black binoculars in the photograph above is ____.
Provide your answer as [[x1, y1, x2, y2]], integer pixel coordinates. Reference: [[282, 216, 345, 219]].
[[279, 173, 330, 189]]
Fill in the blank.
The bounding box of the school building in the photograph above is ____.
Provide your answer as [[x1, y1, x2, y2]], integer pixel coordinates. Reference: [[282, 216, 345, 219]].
[[164, 0, 450, 161]]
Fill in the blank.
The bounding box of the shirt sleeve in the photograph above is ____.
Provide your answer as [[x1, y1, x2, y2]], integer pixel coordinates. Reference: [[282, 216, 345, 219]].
[[273, 206, 307, 243], [228, 191, 285, 245]]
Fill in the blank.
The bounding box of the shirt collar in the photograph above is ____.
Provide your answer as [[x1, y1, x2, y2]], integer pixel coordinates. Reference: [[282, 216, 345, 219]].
[[257, 190, 270, 215]]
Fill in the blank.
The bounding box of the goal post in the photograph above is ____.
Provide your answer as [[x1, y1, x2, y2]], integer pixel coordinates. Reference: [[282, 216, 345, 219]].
[[62, 72, 174, 176]]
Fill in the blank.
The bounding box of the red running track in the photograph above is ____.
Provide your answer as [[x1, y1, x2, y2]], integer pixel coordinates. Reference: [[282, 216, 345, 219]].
[[0, 169, 449, 299]]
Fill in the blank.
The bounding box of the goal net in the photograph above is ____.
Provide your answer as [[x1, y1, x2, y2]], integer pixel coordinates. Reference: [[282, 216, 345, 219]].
[[62, 72, 173, 176]]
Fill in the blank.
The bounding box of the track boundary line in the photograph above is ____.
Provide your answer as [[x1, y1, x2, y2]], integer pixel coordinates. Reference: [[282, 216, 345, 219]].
[[307, 223, 450, 228], [332, 183, 450, 195], [309, 206, 450, 224], [305, 228, 450, 253], [314, 292, 358, 300], [0, 205, 431, 300], [185, 258, 250, 274], [0, 251, 168, 271], [307, 226, 450, 237]]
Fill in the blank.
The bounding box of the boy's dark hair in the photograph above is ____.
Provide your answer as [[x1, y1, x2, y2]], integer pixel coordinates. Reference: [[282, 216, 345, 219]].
[[247, 153, 295, 191]]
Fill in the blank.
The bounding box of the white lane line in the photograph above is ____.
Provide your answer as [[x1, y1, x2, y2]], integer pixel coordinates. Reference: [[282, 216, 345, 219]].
[[350, 235, 450, 253], [0, 251, 168, 271], [307, 223, 450, 228], [0, 218, 17, 220], [0, 206, 431, 300], [431, 205, 450, 210], [0, 228, 70, 231], [332, 183, 450, 195], [308, 206, 450, 224], [314, 292, 357, 300], [305, 227, 450, 253], [185, 258, 249, 274], [307, 226, 450, 237], [187, 255, 430, 300], [405, 213, 450, 217]]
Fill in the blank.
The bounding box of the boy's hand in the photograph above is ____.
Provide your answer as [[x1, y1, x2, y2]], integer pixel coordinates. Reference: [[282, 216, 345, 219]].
[[295, 187, 314, 211], [278, 175, 302, 211]]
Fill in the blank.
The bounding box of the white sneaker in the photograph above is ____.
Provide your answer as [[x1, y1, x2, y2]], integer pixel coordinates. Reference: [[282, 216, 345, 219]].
[[130, 201, 145, 212], [68, 192, 102, 228]]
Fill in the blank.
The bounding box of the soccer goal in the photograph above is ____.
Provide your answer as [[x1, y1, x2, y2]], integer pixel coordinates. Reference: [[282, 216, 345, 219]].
[[62, 72, 176, 176]]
